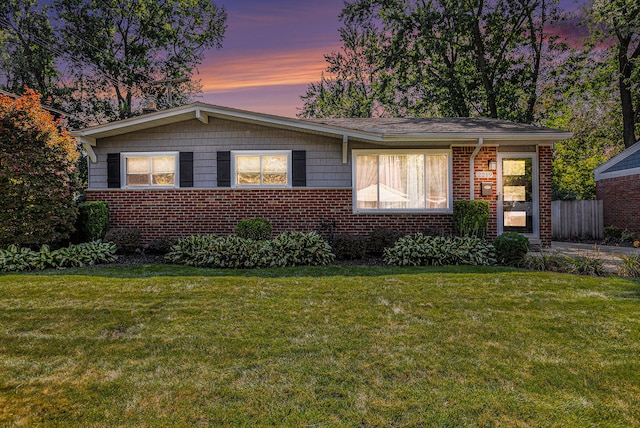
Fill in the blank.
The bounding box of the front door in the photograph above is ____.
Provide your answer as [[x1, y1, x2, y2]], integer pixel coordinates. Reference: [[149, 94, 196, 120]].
[[498, 154, 538, 237]]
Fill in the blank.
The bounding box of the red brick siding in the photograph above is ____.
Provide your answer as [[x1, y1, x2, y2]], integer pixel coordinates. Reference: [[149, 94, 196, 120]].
[[87, 189, 454, 243], [87, 145, 553, 246], [452, 146, 498, 240], [539, 146, 553, 247], [596, 173, 640, 233]]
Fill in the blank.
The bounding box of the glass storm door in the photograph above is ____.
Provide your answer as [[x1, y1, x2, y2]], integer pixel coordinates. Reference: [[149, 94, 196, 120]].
[[499, 155, 538, 236]]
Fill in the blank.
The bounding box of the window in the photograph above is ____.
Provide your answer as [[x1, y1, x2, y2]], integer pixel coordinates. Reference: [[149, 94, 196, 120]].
[[121, 152, 178, 188], [353, 150, 451, 211], [232, 151, 291, 187]]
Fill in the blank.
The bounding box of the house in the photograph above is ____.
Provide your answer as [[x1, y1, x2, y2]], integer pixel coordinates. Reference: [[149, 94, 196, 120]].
[[594, 140, 640, 233], [71, 103, 571, 247]]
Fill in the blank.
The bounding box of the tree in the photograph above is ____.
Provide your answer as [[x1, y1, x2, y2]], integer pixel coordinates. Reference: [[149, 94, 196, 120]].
[[538, 45, 623, 199], [590, 0, 640, 148], [299, 22, 384, 118], [302, 0, 565, 122], [0, 0, 61, 101], [54, 0, 227, 120], [0, 89, 79, 247]]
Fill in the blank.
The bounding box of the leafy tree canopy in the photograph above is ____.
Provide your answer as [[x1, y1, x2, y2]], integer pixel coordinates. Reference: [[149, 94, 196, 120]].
[[301, 0, 566, 123], [54, 0, 227, 121]]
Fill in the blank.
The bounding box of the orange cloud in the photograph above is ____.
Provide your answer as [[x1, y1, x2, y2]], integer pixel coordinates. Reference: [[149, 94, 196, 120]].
[[198, 47, 333, 92]]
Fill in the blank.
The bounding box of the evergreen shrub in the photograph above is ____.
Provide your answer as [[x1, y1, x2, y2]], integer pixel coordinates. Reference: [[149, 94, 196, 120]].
[[494, 232, 529, 265], [235, 218, 272, 240], [76, 201, 109, 242], [453, 200, 489, 237]]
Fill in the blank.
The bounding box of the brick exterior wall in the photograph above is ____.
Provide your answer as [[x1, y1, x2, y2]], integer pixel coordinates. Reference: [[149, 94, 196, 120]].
[[596, 173, 640, 233], [538, 146, 553, 247], [452, 146, 499, 241], [86, 189, 454, 243], [86, 144, 553, 247]]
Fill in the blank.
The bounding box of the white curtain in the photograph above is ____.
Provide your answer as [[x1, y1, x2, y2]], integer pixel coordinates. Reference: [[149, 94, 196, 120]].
[[425, 155, 447, 208], [356, 155, 379, 209], [356, 153, 447, 209]]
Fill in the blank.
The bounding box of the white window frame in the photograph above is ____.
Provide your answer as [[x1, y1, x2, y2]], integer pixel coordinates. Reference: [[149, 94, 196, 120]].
[[231, 150, 292, 188], [121, 152, 179, 189], [352, 149, 453, 213]]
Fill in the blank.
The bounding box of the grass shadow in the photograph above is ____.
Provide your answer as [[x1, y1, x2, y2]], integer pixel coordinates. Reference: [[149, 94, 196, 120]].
[[13, 263, 523, 279]]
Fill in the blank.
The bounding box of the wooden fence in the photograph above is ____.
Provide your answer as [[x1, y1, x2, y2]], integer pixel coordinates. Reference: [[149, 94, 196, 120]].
[[551, 200, 603, 240]]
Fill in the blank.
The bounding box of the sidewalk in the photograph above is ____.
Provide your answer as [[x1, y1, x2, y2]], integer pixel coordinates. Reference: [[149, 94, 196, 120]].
[[544, 241, 640, 272]]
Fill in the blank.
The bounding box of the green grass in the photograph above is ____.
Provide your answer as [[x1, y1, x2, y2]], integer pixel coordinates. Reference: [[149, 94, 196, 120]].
[[1, 265, 639, 426]]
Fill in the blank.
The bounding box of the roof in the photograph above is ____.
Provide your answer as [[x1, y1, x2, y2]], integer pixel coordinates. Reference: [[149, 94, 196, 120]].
[[594, 140, 640, 181], [71, 102, 572, 154], [308, 117, 567, 139]]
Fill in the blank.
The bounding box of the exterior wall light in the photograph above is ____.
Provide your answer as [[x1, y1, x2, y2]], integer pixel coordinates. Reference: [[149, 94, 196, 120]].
[[488, 158, 497, 171]]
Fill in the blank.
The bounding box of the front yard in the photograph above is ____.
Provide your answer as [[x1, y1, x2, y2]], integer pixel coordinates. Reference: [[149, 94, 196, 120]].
[[1, 265, 639, 426]]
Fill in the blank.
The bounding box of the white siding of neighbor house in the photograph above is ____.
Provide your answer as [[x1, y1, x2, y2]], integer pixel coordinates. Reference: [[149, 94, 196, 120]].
[[88, 117, 357, 189]]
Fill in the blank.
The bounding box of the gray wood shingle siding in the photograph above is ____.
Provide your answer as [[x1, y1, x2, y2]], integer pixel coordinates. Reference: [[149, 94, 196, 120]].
[[88, 117, 352, 189]]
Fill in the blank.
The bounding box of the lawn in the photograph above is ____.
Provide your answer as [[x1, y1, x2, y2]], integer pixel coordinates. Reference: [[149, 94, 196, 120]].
[[1, 265, 639, 427]]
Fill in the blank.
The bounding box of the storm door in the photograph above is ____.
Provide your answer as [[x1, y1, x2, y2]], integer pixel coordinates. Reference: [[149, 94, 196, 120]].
[[498, 154, 538, 237]]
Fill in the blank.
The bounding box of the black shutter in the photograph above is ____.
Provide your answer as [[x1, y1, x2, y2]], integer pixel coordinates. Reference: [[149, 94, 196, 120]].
[[179, 152, 194, 187], [107, 153, 121, 188], [217, 151, 231, 187], [292, 150, 306, 187]]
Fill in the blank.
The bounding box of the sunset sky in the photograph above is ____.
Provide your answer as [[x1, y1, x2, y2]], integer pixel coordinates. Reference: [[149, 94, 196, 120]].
[[200, 0, 586, 117]]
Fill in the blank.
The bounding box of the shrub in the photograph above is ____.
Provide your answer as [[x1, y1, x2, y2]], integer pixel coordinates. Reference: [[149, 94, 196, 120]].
[[269, 232, 335, 267], [144, 236, 179, 255], [0, 241, 117, 272], [604, 226, 623, 240], [76, 201, 109, 242], [383, 233, 496, 266], [167, 235, 266, 268], [494, 232, 529, 265], [331, 234, 367, 260], [104, 228, 142, 254], [453, 200, 490, 237], [0, 89, 80, 247], [522, 251, 572, 272], [236, 218, 272, 241], [619, 254, 640, 277], [368, 228, 404, 255], [166, 232, 335, 268], [570, 255, 606, 277], [523, 251, 606, 276]]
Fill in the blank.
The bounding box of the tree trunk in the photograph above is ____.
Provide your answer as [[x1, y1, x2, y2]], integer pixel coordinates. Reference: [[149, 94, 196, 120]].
[[618, 36, 637, 148]]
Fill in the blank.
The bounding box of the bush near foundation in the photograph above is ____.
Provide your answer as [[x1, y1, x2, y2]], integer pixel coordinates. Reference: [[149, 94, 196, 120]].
[[494, 232, 529, 266], [166, 232, 334, 268], [235, 218, 272, 240], [75, 202, 109, 242], [383, 233, 496, 266], [453, 200, 489, 237], [0, 241, 117, 272]]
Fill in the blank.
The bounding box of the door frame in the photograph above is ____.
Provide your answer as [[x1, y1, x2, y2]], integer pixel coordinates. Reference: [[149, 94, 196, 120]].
[[497, 152, 539, 239]]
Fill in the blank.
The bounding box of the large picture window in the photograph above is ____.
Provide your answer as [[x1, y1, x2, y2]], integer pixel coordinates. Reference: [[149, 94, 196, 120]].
[[353, 150, 451, 211], [122, 152, 178, 188], [232, 151, 291, 187]]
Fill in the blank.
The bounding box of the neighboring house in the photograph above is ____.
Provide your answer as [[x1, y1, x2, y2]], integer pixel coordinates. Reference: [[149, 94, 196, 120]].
[[594, 140, 640, 233], [71, 103, 571, 247]]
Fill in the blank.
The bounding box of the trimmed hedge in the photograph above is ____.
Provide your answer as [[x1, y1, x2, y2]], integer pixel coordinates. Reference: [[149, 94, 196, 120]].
[[494, 232, 529, 266], [453, 200, 489, 237], [76, 201, 109, 242], [236, 218, 272, 241]]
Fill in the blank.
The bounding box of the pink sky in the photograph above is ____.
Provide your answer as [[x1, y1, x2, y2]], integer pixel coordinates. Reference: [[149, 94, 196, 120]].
[[200, 0, 586, 117]]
